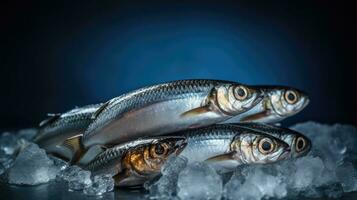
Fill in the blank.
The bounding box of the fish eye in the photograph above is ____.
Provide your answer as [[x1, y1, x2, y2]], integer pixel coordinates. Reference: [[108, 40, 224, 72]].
[[234, 86, 249, 100], [154, 143, 165, 155], [258, 138, 275, 154], [284, 90, 298, 104], [295, 137, 306, 152]]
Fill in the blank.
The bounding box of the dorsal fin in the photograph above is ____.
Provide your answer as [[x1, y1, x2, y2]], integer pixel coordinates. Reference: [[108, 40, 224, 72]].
[[91, 100, 111, 119], [39, 113, 61, 127]]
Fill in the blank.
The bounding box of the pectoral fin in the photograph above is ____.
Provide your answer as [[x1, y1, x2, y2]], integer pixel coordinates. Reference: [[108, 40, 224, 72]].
[[77, 145, 107, 166], [240, 110, 270, 122], [113, 169, 137, 187], [61, 134, 85, 164], [204, 151, 236, 163], [180, 105, 212, 118]]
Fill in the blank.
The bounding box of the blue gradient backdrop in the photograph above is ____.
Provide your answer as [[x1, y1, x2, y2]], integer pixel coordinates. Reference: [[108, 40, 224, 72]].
[[0, 1, 354, 128]]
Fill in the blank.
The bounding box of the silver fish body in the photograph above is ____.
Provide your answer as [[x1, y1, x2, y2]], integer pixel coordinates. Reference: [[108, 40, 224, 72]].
[[85, 136, 187, 187], [34, 104, 102, 160], [82, 80, 263, 148], [174, 124, 290, 169]]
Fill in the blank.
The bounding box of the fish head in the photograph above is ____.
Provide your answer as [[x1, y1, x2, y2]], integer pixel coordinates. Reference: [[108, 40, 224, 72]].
[[215, 83, 264, 115], [263, 128, 311, 158], [231, 131, 290, 164], [123, 136, 187, 176], [289, 132, 311, 158], [232, 123, 311, 158], [267, 87, 309, 119]]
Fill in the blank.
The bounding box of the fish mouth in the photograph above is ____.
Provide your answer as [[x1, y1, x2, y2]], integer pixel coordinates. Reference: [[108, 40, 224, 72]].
[[174, 140, 188, 156], [302, 98, 310, 109], [278, 148, 291, 160]]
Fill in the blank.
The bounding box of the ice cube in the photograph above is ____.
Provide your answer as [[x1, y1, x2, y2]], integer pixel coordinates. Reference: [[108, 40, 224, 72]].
[[0, 151, 14, 171], [49, 155, 68, 172], [83, 174, 114, 196], [224, 165, 287, 200], [335, 162, 357, 192], [224, 173, 263, 200], [177, 162, 223, 200], [7, 143, 58, 185], [290, 156, 325, 190], [146, 156, 187, 199], [59, 165, 92, 191], [0, 132, 19, 155], [17, 128, 38, 141]]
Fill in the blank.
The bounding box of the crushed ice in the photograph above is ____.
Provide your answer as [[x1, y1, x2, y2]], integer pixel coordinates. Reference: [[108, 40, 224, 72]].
[[1, 122, 356, 199], [146, 122, 357, 200], [0, 129, 114, 196]]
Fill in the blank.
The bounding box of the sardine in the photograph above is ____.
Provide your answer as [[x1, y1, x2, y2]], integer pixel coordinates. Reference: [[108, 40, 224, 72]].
[[65, 80, 264, 163], [34, 104, 103, 160], [84, 136, 187, 187], [223, 86, 309, 123], [231, 123, 311, 158], [177, 124, 290, 170]]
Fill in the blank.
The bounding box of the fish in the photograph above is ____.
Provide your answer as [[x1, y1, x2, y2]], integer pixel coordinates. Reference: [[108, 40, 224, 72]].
[[175, 124, 290, 170], [223, 86, 309, 124], [231, 123, 311, 158], [34, 103, 103, 161], [65, 79, 264, 164], [84, 136, 187, 187]]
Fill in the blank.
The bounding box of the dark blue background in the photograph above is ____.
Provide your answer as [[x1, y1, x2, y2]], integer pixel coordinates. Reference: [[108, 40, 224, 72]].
[[0, 1, 354, 129]]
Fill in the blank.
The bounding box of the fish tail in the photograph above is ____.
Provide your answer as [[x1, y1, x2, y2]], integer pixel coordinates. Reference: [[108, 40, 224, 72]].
[[61, 134, 86, 164]]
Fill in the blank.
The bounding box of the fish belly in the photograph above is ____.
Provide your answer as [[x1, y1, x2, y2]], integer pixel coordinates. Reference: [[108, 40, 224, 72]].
[[180, 137, 231, 163]]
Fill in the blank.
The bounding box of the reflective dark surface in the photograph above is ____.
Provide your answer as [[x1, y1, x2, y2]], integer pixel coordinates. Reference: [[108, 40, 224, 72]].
[[1, 181, 357, 200], [0, 181, 146, 200]]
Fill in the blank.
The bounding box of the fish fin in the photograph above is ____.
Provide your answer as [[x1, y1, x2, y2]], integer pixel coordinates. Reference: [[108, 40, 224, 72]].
[[91, 101, 110, 119], [77, 145, 107, 166], [113, 169, 130, 187], [180, 105, 212, 118], [39, 113, 61, 127], [240, 110, 270, 122], [61, 134, 85, 164], [113, 169, 149, 187], [204, 151, 236, 163]]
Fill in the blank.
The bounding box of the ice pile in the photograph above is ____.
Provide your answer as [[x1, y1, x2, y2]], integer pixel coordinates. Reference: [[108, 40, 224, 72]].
[[0, 129, 37, 177], [59, 165, 114, 196], [7, 143, 60, 185], [145, 156, 188, 199], [177, 162, 223, 200], [0, 131, 114, 196], [147, 122, 357, 200]]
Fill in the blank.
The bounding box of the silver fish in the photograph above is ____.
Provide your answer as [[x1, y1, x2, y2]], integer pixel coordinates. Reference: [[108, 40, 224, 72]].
[[34, 104, 103, 160], [66, 80, 264, 163], [231, 123, 311, 158], [176, 124, 290, 169], [223, 86, 309, 123], [85, 136, 187, 187]]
